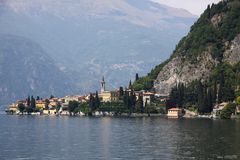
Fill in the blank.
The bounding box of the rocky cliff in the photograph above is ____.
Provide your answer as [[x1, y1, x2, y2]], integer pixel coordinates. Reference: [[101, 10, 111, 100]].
[[153, 0, 240, 94]]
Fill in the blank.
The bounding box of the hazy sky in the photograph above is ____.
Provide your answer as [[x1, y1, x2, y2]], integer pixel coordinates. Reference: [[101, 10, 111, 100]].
[[152, 0, 221, 16]]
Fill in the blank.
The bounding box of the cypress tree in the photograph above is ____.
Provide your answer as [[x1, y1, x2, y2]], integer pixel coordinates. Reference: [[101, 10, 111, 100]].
[[119, 87, 124, 97], [178, 83, 185, 108], [197, 81, 205, 113], [129, 80, 132, 89], [27, 96, 30, 107], [138, 94, 144, 113], [207, 88, 213, 113], [89, 93, 95, 111], [123, 89, 129, 107], [213, 80, 217, 104], [95, 91, 100, 109], [30, 96, 36, 109], [218, 71, 224, 103], [135, 73, 139, 81]]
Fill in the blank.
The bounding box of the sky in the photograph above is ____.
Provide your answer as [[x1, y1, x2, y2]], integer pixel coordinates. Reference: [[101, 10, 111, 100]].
[[152, 0, 222, 16]]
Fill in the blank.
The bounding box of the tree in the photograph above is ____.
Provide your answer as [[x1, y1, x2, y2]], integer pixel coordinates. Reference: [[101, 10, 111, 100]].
[[218, 70, 224, 103], [206, 88, 214, 113], [197, 81, 205, 113], [177, 83, 185, 108], [206, 4, 211, 19], [123, 89, 129, 108], [119, 87, 124, 97], [68, 101, 79, 115], [236, 96, 240, 106], [95, 91, 101, 109], [18, 103, 25, 114], [135, 73, 139, 81], [129, 80, 132, 89], [45, 99, 50, 110], [89, 93, 96, 111], [56, 102, 61, 112], [169, 83, 185, 108], [220, 103, 236, 119], [30, 96, 36, 109], [50, 95, 54, 99], [136, 94, 144, 113], [145, 100, 150, 116], [27, 96, 30, 107], [213, 80, 217, 104]]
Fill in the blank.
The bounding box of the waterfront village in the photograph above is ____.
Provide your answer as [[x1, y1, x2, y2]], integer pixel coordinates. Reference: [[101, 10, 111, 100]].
[[6, 77, 240, 119]]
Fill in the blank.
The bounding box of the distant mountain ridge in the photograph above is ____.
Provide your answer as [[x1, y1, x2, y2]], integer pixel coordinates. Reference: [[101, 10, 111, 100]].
[[0, 0, 197, 105], [0, 34, 75, 104], [2, 0, 195, 28]]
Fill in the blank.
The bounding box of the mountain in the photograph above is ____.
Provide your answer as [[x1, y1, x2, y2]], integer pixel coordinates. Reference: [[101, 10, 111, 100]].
[[0, 0, 196, 95], [0, 35, 75, 105], [133, 0, 240, 95]]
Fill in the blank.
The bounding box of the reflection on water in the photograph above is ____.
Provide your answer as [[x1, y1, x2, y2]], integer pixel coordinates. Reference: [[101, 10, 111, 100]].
[[0, 115, 239, 160]]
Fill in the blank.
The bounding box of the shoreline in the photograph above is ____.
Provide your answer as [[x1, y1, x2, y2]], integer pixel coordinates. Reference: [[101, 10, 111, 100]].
[[4, 113, 240, 120], [5, 112, 166, 118]]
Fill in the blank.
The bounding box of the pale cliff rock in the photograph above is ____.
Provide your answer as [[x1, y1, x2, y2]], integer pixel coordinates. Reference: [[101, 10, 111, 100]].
[[224, 34, 240, 65], [154, 35, 240, 95], [154, 50, 218, 94], [153, 0, 240, 95]]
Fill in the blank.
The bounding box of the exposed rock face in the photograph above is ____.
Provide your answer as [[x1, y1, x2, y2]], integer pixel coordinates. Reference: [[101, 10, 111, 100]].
[[154, 34, 240, 95], [224, 34, 240, 65], [153, 0, 240, 95], [154, 51, 218, 94], [211, 13, 225, 27]]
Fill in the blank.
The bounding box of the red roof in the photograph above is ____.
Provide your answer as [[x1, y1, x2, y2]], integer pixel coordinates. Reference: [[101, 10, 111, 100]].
[[143, 92, 154, 95], [168, 108, 182, 111]]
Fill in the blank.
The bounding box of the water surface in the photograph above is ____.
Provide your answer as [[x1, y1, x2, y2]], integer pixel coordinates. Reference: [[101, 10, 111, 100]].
[[0, 115, 239, 160]]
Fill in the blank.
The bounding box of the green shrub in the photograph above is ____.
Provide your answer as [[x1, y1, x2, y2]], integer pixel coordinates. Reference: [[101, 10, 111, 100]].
[[220, 103, 236, 119]]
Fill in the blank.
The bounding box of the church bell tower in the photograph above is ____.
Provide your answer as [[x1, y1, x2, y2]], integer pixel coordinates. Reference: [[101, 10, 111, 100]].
[[101, 76, 106, 93]]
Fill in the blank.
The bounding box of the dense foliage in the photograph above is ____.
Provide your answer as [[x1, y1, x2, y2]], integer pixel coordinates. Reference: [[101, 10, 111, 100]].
[[167, 62, 240, 113], [220, 103, 236, 119], [172, 0, 240, 62], [133, 0, 240, 91], [133, 60, 169, 91]]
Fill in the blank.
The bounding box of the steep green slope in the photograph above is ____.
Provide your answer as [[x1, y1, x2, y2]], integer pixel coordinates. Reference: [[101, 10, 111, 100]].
[[133, 0, 240, 92]]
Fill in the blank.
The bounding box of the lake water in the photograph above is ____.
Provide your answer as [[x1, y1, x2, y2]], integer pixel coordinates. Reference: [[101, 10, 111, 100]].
[[0, 114, 239, 160]]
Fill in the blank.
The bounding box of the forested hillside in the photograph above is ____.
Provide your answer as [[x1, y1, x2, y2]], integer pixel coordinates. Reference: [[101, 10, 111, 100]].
[[133, 0, 240, 112]]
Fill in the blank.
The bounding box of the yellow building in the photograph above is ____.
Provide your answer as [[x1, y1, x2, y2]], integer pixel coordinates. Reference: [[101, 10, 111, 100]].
[[167, 108, 183, 118], [98, 77, 119, 102], [7, 104, 18, 113], [99, 91, 119, 102], [36, 100, 46, 110]]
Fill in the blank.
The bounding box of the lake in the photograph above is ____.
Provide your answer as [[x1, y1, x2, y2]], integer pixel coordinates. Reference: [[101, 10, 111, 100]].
[[0, 114, 239, 160]]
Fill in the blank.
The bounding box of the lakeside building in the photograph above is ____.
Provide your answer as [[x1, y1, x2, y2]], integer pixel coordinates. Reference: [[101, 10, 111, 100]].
[[143, 91, 154, 106], [43, 109, 57, 115], [154, 93, 169, 102], [7, 104, 18, 113], [6, 77, 167, 115], [167, 108, 183, 118], [63, 96, 79, 104], [99, 77, 119, 102], [36, 100, 47, 110]]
